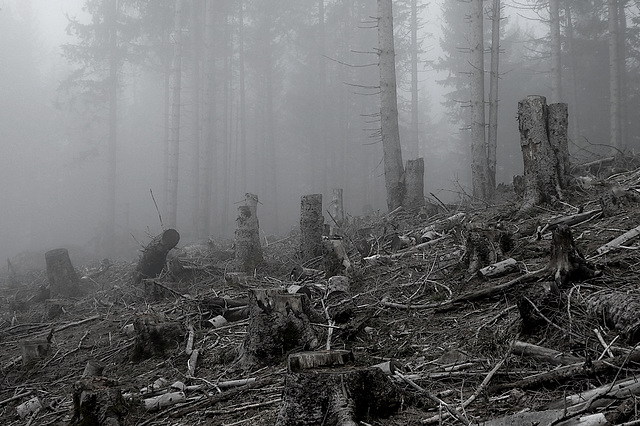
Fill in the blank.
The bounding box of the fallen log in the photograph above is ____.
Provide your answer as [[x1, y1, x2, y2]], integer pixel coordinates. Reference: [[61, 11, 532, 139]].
[[586, 291, 640, 344], [478, 258, 518, 279], [488, 348, 640, 395], [596, 224, 640, 255], [511, 340, 581, 366]]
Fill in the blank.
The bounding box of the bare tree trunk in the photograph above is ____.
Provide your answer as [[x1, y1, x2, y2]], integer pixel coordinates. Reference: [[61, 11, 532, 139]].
[[565, 4, 581, 144], [300, 194, 324, 262], [106, 0, 118, 255], [618, 0, 628, 148], [404, 158, 424, 209], [470, 0, 487, 200], [167, 0, 183, 228], [200, 1, 215, 236], [550, 0, 562, 103], [487, 0, 500, 199], [238, 0, 247, 194], [377, 0, 405, 211], [410, 0, 419, 159], [608, 0, 621, 150], [191, 0, 203, 238]]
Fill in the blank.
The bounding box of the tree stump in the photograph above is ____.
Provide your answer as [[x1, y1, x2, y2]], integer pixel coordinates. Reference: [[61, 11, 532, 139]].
[[329, 188, 344, 236], [70, 377, 128, 426], [237, 289, 323, 369], [45, 248, 83, 298], [404, 157, 425, 209], [546, 224, 600, 289], [518, 96, 568, 211], [325, 276, 355, 324], [276, 351, 402, 425], [134, 229, 180, 284], [234, 193, 264, 273], [131, 314, 184, 362], [322, 238, 351, 278], [300, 194, 324, 261]]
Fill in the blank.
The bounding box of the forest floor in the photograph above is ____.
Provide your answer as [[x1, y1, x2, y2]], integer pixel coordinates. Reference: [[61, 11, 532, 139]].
[[4, 157, 640, 425]]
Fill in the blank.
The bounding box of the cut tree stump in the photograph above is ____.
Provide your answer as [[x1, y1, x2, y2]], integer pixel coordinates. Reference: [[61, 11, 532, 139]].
[[237, 289, 323, 369], [276, 351, 402, 425], [546, 224, 600, 289], [518, 95, 569, 212], [404, 158, 425, 209], [131, 314, 184, 362], [325, 275, 355, 324], [329, 188, 344, 236], [235, 193, 263, 273], [70, 377, 128, 426], [134, 229, 180, 284], [45, 248, 83, 298], [322, 238, 351, 278], [300, 194, 324, 261]]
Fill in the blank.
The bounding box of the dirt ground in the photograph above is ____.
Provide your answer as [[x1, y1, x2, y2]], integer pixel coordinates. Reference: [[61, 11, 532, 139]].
[[3, 160, 640, 425]]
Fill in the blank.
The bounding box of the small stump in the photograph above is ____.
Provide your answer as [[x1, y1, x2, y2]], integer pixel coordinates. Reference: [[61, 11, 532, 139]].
[[70, 377, 128, 426], [276, 351, 402, 425], [45, 248, 83, 298], [234, 193, 264, 273], [237, 289, 322, 368], [131, 314, 184, 362]]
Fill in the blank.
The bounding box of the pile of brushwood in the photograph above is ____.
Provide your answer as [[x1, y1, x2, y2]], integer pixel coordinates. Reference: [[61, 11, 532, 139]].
[[4, 156, 640, 425]]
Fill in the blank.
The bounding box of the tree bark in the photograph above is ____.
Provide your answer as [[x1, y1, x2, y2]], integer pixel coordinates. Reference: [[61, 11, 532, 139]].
[[329, 188, 344, 236], [45, 248, 83, 298], [70, 377, 127, 426], [587, 291, 640, 344], [378, 0, 405, 211], [608, 0, 622, 149], [106, 0, 118, 256]]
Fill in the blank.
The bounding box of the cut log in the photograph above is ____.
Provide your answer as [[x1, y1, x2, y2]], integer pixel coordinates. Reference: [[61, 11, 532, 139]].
[[276, 351, 402, 426], [234, 193, 263, 273], [45, 248, 83, 298], [518, 95, 568, 211], [325, 275, 355, 324], [478, 258, 518, 279], [596, 223, 640, 255], [404, 158, 425, 209], [586, 291, 640, 344], [512, 341, 581, 366], [237, 289, 323, 368], [70, 377, 127, 426], [300, 194, 324, 261], [134, 229, 180, 284], [131, 314, 184, 362]]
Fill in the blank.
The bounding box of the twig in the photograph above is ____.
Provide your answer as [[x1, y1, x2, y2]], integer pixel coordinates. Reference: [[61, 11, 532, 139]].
[[150, 189, 164, 229], [0, 390, 32, 406]]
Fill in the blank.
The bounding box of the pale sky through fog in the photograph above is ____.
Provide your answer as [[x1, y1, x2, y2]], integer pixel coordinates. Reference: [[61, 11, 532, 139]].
[[30, 0, 85, 47]]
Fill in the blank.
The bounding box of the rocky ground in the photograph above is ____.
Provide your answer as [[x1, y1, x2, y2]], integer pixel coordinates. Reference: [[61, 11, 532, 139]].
[[3, 158, 640, 425]]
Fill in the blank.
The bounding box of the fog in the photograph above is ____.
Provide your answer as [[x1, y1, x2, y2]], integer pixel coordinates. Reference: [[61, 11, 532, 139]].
[[0, 0, 629, 265]]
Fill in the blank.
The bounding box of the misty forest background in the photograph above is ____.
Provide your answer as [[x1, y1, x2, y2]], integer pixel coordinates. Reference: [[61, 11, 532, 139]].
[[0, 0, 636, 262]]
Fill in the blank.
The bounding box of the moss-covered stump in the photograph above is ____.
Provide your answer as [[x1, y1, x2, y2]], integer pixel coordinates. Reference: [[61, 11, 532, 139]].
[[70, 377, 128, 426], [276, 351, 402, 425], [237, 289, 323, 369], [131, 314, 184, 362]]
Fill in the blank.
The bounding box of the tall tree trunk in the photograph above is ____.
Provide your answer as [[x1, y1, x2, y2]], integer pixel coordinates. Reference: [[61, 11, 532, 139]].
[[191, 0, 203, 238], [222, 5, 231, 235], [487, 0, 500, 199], [410, 0, 419, 159], [565, 3, 581, 145], [608, 0, 621, 150], [167, 0, 183, 229], [550, 0, 562, 103], [238, 0, 247, 194], [106, 0, 118, 256], [618, 0, 627, 148], [377, 0, 405, 211], [199, 0, 215, 236], [470, 0, 487, 200]]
